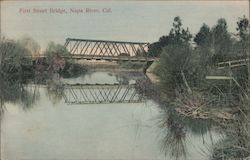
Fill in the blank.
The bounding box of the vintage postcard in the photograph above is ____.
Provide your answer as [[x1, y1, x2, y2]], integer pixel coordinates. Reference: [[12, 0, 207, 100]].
[[0, 1, 249, 160]]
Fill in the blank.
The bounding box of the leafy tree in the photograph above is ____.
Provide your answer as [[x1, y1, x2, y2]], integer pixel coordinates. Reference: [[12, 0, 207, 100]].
[[194, 19, 234, 63], [194, 24, 214, 68], [18, 36, 41, 56], [236, 15, 250, 42], [43, 42, 70, 73], [236, 16, 250, 89], [43, 42, 88, 76], [169, 16, 192, 45], [148, 16, 192, 57], [154, 17, 197, 95], [235, 16, 250, 59], [156, 44, 193, 94], [194, 24, 212, 47], [147, 42, 162, 57], [44, 42, 70, 58], [211, 18, 233, 61], [0, 40, 32, 73]]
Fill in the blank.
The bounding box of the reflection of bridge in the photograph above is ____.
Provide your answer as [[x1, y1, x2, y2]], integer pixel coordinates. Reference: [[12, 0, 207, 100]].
[[63, 83, 144, 104], [64, 38, 154, 62], [27, 83, 144, 104]]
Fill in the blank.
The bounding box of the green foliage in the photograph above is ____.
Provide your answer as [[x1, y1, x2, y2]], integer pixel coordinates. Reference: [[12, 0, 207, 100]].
[[156, 44, 192, 93], [194, 24, 212, 47], [0, 40, 36, 110], [18, 36, 41, 56], [154, 17, 208, 95], [44, 41, 70, 63], [170, 16, 192, 44], [118, 61, 145, 70], [194, 18, 238, 63], [148, 16, 192, 57], [43, 41, 86, 75], [61, 62, 88, 78], [212, 19, 233, 59], [236, 16, 250, 57], [153, 16, 250, 96], [236, 15, 250, 42], [211, 115, 250, 160], [156, 16, 250, 160], [0, 40, 32, 74], [147, 41, 163, 57]]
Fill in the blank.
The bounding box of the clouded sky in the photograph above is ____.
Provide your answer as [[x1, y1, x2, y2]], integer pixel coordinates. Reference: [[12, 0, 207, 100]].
[[1, 1, 249, 51]]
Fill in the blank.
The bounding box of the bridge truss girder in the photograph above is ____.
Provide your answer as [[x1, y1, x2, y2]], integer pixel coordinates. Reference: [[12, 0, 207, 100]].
[[64, 38, 149, 57]]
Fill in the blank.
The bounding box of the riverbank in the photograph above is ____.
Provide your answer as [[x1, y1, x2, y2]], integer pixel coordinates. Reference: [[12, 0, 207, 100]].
[[145, 60, 160, 84], [76, 60, 145, 72]]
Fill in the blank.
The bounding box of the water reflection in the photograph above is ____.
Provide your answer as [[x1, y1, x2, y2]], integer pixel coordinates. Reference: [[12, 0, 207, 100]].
[[45, 74, 65, 105], [158, 108, 216, 160], [159, 110, 187, 160], [0, 71, 147, 114], [1, 71, 223, 160], [63, 83, 144, 104], [156, 92, 250, 160], [0, 73, 40, 118]]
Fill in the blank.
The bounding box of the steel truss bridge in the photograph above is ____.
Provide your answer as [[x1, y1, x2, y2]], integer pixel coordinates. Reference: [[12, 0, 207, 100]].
[[28, 83, 144, 104], [64, 38, 154, 62]]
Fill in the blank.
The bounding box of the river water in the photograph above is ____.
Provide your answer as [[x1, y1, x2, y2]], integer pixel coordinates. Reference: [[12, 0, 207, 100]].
[[1, 71, 222, 160]]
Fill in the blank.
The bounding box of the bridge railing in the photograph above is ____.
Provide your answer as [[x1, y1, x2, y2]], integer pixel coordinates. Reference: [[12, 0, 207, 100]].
[[217, 58, 250, 69]]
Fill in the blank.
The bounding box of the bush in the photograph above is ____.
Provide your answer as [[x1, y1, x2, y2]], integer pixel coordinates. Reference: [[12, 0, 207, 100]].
[[61, 62, 88, 78], [0, 40, 33, 75], [155, 44, 193, 92]]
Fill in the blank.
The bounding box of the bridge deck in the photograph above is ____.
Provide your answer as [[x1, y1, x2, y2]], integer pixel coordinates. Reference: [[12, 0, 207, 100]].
[[30, 55, 155, 62]]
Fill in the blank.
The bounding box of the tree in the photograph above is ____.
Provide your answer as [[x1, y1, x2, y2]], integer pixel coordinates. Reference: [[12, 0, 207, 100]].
[[148, 41, 164, 57], [194, 19, 234, 63], [148, 16, 192, 57], [236, 16, 250, 58], [194, 24, 212, 47], [236, 15, 249, 42], [155, 17, 194, 92], [169, 16, 192, 45], [0, 40, 32, 73], [236, 15, 250, 90], [43, 42, 70, 73], [155, 17, 209, 96], [157, 44, 193, 94], [18, 36, 41, 56], [44, 42, 70, 61], [211, 18, 233, 61], [194, 24, 214, 67]]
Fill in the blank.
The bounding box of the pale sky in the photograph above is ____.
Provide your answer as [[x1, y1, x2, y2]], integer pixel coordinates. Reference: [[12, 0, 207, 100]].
[[1, 1, 249, 51]]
